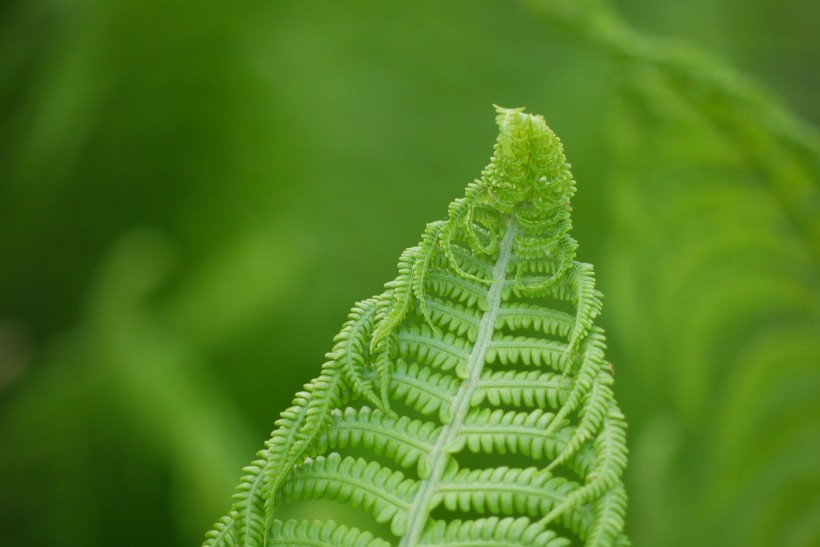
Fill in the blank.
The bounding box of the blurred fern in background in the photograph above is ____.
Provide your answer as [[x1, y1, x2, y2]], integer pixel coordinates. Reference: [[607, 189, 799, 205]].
[[526, 2, 819, 545], [0, 0, 817, 546]]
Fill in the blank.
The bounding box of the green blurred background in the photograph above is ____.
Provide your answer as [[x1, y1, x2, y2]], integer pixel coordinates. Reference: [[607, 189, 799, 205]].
[[1, 0, 818, 545]]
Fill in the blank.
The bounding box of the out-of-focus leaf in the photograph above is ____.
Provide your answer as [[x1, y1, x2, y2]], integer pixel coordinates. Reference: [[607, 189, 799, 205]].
[[526, 1, 820, 545]]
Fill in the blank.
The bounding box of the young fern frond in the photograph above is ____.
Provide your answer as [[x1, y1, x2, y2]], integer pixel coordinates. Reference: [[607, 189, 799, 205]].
[[205, 107, 628, 546]]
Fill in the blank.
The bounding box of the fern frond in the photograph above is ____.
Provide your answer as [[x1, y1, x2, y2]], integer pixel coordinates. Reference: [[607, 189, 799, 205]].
[[205, 107, 627, 546]]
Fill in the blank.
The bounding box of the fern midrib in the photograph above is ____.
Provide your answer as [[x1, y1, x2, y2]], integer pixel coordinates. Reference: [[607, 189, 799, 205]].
[[398, 216, 519, 546]]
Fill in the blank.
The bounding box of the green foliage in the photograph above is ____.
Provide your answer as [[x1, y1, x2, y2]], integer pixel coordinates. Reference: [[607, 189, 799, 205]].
[[2, 1, 817, 546], [205, 108, 628, 546]]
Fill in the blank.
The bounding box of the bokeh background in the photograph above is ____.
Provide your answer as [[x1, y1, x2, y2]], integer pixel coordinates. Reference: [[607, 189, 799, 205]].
[[1, 0, 818, 545]]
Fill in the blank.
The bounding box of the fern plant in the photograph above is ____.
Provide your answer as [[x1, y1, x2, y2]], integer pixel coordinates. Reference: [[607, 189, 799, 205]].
[[205, 107, 628, 546]]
